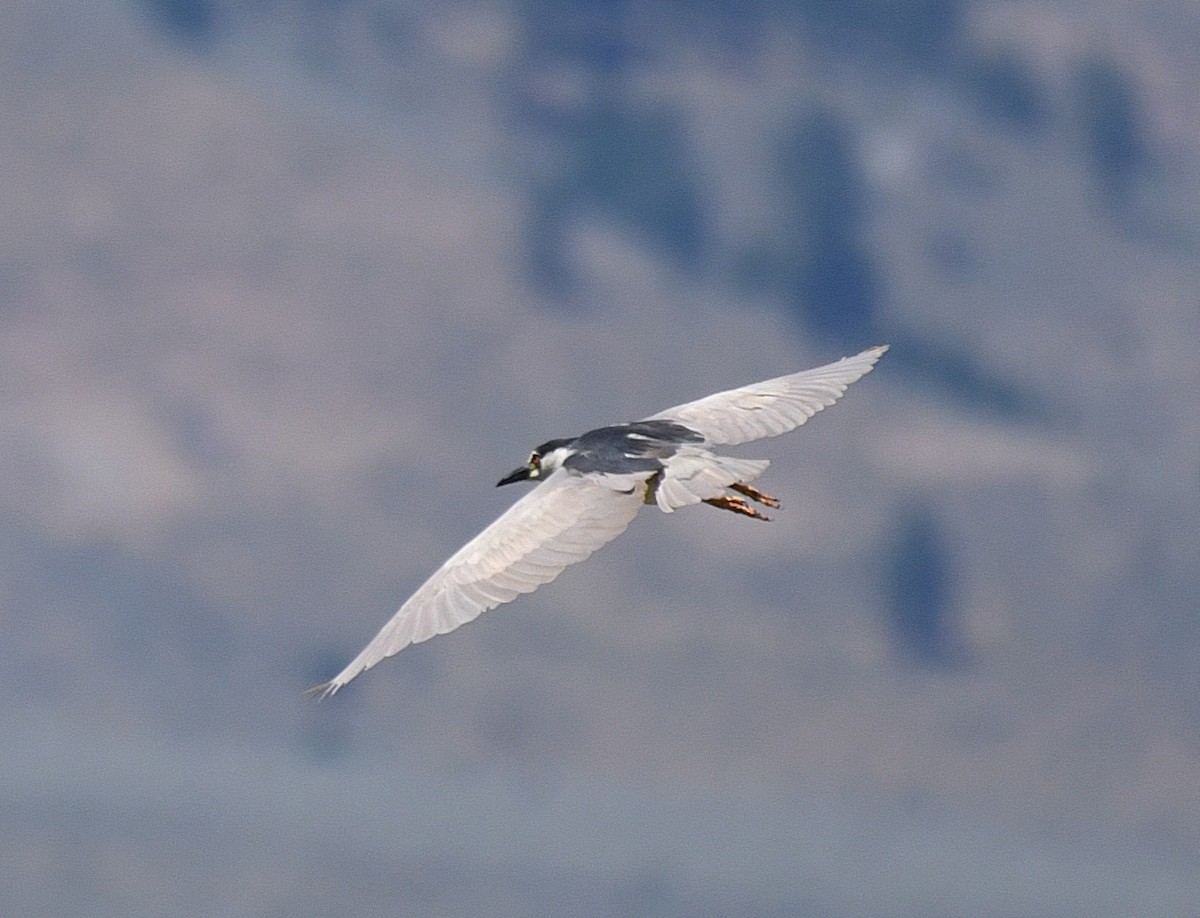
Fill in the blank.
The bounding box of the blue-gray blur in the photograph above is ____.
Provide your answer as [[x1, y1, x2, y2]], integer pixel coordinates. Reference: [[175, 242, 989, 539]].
[[4, 1, 1198, 915]]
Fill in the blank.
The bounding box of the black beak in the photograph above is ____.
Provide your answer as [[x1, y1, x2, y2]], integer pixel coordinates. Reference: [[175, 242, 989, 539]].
[[497, 466, 532, 487]]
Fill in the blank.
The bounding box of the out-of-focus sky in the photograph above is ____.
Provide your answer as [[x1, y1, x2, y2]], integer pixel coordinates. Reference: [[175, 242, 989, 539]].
[[3, 1, 1199, 915]]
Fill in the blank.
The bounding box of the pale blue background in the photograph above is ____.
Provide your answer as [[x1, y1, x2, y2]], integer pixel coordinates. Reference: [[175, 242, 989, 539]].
[[3, 2, 1198, 915]]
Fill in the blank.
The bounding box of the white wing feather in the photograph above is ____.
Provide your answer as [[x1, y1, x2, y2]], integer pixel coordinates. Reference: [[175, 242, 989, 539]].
[[314, 471, 645, 697], [645, 345, 887, 446]]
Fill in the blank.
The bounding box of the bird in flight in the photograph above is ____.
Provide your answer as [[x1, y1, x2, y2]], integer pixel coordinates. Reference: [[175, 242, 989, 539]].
[[311, 344, 887, 698]]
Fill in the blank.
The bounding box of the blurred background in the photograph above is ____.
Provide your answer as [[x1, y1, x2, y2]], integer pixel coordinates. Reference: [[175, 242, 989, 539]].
[[3, 1, 1198, 915]]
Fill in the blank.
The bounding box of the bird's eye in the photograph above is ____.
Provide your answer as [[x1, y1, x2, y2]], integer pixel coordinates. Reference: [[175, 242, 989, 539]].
[[529, 452, 541, 467]]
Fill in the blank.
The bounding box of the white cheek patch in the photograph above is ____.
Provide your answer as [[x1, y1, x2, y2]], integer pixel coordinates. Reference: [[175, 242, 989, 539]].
[[538, 446, 576, 473]]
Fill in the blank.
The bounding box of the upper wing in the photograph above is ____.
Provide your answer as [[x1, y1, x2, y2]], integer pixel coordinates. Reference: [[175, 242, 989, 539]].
[[644, 345, 887, 446], [313, 470, 645, 697]]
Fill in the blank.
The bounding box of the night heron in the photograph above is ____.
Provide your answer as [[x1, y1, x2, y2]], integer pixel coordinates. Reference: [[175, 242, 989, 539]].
[[311, 344, 887, 697]]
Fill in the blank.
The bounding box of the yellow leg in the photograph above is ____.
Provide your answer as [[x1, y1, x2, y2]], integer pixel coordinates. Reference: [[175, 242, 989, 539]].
[[703, 494, 771, 521], [643, 472, 661, 505], [730, 482, 781, 508]]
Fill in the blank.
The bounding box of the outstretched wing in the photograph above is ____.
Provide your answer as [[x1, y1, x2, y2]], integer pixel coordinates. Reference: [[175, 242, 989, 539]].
[[313, 471, 645, 697], [645, 345, 887, 446]]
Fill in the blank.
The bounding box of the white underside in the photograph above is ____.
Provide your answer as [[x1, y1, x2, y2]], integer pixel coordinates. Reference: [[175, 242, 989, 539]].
[[653, 448, 770, 512]]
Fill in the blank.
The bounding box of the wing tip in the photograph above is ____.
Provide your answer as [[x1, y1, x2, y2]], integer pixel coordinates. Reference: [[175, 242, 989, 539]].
[[861, 343, 889, 361], [304, 680, 340, 702], [844, 343, 889, 377]]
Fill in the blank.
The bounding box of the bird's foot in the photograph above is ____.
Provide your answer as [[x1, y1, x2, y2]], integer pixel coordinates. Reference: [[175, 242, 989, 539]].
[[703, 495, 771, 521], [729, 482, 781, 508]]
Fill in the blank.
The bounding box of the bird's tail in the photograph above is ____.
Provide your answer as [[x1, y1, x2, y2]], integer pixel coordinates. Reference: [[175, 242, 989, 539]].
[[654, 451, 769, 512]]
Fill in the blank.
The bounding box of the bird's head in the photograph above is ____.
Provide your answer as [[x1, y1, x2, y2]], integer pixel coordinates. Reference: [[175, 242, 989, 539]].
[[497, 438, 575, 487]]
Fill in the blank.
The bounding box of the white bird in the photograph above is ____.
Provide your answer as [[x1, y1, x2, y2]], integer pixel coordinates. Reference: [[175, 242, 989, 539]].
[[311, 344, 887, 697]]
